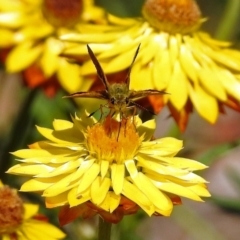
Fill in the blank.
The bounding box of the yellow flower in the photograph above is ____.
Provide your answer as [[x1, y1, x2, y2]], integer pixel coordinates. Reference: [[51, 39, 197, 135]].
[[7, 113, 210, 223], [0, 181, 65, 240], [0, 0, 104, 94], [61, 0, 240, 130]]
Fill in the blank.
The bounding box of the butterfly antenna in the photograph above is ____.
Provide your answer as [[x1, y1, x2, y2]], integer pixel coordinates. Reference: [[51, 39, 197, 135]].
[[129, 100, 156, 115]]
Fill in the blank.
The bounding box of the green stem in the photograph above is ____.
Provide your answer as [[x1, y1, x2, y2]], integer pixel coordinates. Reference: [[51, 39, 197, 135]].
[[214, 0, 240, 40], [0, 89, 37, 182], [98, 217, 112, 240]]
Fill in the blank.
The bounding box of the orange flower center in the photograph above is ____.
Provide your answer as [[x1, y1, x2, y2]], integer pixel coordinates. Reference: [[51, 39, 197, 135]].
[[42, 0, 83, 28], [86, 116, 141, 163], [0, 186, 24, 234], [142, 0, 203, 34]]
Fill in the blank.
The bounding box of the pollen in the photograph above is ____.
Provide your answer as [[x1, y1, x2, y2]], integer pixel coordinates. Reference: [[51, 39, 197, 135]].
[[142, 0, 202, 34], [86, 116, 142, 163], [0, 185, 24, 234]]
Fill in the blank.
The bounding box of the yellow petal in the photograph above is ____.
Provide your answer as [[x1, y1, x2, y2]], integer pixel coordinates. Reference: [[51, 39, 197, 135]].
[[108, 191, 121, 213], [43, 172, 80, 197], [57, 58, 83, 93], [98, 190, 123, 212], [198, 66, 227, 101], [204, 45, 240, 71], [152, 180, 203, 201], [0, 29, 14, 47], [125, 159, 172, 212], [6, 41, 42, 72], [20, 178, 54, 192], [104, 46, 141, 73], [122, 179, 154, 215], [53, 119, 73, 131], [152, 45, 172, 90], [137, 119, 155, 141], [151, 156, 207, 171], [68, 187, 90, 206], [77, 163, 100, 193], [23, 204, 39, 220], [188, 83, 218, 123], [140, 138, 183, 156], [36, 158, 82, 178], [45, 192, 68, 208], [40, 38, 62, 77], [187, 184, 211, 197], [11, 149, 52, 158], [137, 155, 189, 177], [14, 23, 53, 43], [60, 32, 119, 43], [62, 42, 112, 55], [131, 64, 153, 90], [140, 36, 159, 65], [169, 34, 181, 67], [133, 173, 172, 214], [97, 41, 139, 60], [0, 12, 28, 28], [197, 32, 231, 48], [111, 163, 125, 195], [91, 176, 111, 205], [7, 163, 54, 176], [179, 44, 199, 83], [218, 69, 240, 101], [167, 60, 188, 110], [22, 219, 66, 239], [100, 160, 109, 178], [36, 126, 80, 144]]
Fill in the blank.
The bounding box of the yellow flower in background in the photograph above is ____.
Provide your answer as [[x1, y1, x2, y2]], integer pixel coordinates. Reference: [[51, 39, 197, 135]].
[[0, 0, 104, 94], [0, 181, 65, 240], [61, 0, 240, 130], [7, 113, 210, 223]]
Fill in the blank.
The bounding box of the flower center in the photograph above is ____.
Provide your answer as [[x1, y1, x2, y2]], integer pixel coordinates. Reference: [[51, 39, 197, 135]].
[[0, 186, 24, 234], [42, 0, 83, 28], [86, 116, 141, 163], [142, 0, 203, 34]]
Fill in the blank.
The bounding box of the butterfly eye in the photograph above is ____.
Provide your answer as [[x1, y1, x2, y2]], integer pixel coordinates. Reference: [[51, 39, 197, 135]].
[[110, 98, 115, 104]]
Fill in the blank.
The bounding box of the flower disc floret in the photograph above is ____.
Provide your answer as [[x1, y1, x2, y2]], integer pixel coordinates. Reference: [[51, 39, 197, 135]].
[[0, 181, 65, 240], [86, 116, 142, 163]]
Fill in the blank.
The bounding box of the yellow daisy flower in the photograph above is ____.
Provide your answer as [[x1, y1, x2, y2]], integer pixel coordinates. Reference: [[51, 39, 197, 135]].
[[0, 181, 65, 240], [7, 113, 210, 223], [0, 0, 104, 94], [61, 0, 240, 130]]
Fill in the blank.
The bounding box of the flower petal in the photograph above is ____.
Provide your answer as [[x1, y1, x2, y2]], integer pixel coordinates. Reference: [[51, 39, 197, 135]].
[[23, 204, 39, 220], [91, 176, 111, 205], [111, 163, 125, 195], [57, 58, 83, 93], [77, 163, 100, 193], [122, 179, 154, 216], [6, 41, 42, 72], [188, 83, 218, 123]]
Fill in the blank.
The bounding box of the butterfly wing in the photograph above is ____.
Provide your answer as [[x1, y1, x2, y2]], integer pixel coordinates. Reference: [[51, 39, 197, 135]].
[[87, 45, 110, 91]]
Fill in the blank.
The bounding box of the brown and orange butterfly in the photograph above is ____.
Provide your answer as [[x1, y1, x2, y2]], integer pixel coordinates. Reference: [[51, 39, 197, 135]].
[[64, 44, 167, 118]]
